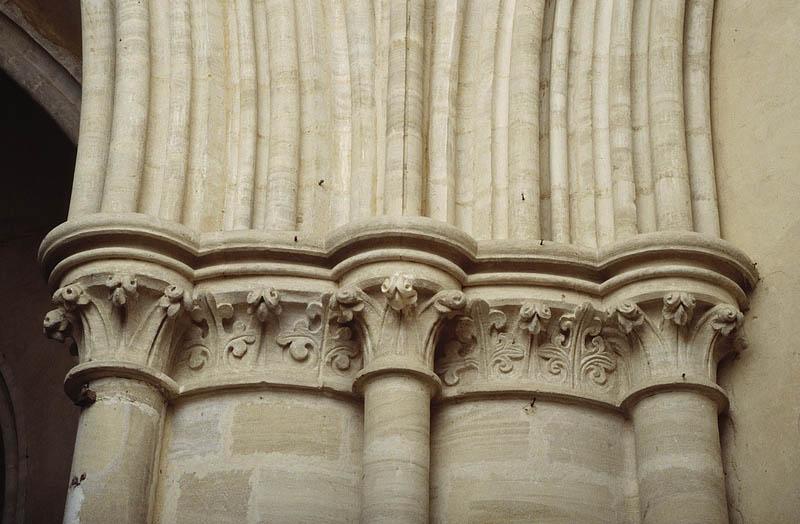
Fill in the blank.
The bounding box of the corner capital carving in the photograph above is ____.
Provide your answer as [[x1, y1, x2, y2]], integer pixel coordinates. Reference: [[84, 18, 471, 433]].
[[328, 274, 466, 373], [43, 274, 194, 373], [617, 294, 745, 395]]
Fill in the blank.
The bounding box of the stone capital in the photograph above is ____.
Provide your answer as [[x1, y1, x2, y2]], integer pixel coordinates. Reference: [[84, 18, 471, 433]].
[[608, 293, 746, 411], [330, 272, 466, 390], [43, 272, 194, 401]]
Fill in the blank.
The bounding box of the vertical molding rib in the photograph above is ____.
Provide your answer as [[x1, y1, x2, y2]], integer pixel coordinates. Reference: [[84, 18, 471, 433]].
[[160, 0, 192, 222], [567, 0, 597, 247], [426, 0, 463, 225], [474, 1, 501, 240], [374, 0, 391, 216], [508, 0, 544, 240], [454, 0, 481, 235], [183, 0, 210, 229], [648, 0, 693, 231], [296, 0, 332, 235], [344, 0, 376, 220], [592, 0, 614, 245], [328, 0, 353, 229], [251, 0, 270, 230], [420, 0, 435, 221], [183, 0, 226, 231], [265, 0, 300, 230], [138, 0, 170, 217], [221, 0, 242, 230], [538, 0, 555, 241], [68, 0, 115, 218], [384, 0, 424, 217], [383, 0, 406, 216], [549, 0, 573, 244], [631, 0, 656, 233], [225, 0, 258, 230], [404, 0, 425, 217], [684, 0, 720, 236], [491, 0, 515, 239], [609, 0, 637, 240], [101, 0, 150, 213], [455, 0, 502, 239]]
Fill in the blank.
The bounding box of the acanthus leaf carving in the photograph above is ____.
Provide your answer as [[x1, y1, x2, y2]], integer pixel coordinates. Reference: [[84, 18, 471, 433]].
[[329, 288, 365, 324], [434, 300, 548, 385], [611, 296, 747, 389], [52, 283, 91, 311], [45, 282, 91, 354], [159, 285, 194, 318], [381, 272, 418, 312], [433, 290, 468, 318], [176, 289, 367, 383], [434, 316, 479, 386], [663, 292, 696, 327], [105, 274, 138, 308], [519, 302, 552, 335], [710, 305, 744, 336], [323, 325, 362, 374], [534, 303, 617, 390], [44, 275, 193, 372]]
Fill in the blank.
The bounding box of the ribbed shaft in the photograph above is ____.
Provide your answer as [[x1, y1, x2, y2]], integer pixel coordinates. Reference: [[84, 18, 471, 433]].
[[70, 0, 724, 241]]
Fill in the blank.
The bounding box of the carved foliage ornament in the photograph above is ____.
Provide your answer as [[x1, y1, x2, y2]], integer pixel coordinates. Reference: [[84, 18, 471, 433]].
[[180, 287, 282, 371], [177, 288, 365, 380], [436, 300, 570, 386], [44, 274, 193, 368], [435, 300, 634, 397], [604, 293, 745, 383], [538, 303, 618, 389]]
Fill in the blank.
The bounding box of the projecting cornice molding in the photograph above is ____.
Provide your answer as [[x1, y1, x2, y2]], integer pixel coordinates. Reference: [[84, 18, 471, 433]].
[[39, 214, 757, 303]]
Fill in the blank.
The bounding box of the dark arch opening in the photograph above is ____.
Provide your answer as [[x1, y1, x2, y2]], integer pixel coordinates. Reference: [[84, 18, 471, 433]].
[[0, 67, 79, 523]]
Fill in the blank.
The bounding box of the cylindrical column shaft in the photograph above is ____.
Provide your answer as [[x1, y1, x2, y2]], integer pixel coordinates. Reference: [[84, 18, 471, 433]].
[[631, 391, 728, 524], [63, 378, 166, 524], [361, 373, 431, 524]]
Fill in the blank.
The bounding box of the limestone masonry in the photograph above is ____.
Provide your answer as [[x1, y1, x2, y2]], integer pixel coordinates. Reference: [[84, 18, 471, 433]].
[[34, 0, 776, 522]]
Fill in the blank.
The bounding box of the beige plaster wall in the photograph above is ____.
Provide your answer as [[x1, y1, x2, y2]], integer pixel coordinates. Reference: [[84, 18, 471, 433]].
[[712, 1, 800, 521]]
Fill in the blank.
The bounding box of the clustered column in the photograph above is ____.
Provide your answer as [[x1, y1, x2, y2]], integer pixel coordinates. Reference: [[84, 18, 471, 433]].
[[333, 273, 465, 524], [44, 272, 191, 523], [612, 294, 744, 524]]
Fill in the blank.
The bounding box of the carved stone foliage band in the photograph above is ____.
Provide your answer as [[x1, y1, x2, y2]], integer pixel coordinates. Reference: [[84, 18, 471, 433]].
[[434, 301, 626, 400], [44, 276, 745, 406], [174, 290, 364, 393], [435, 293, 745, 406]]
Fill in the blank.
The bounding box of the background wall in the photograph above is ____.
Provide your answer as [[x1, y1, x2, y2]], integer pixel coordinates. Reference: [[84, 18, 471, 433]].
[[712, 1, 800, 521], [0, 69, 78, 522]]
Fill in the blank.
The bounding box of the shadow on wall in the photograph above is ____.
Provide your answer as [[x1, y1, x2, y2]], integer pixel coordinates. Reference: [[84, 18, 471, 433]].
[[0, 69, 78, 523]]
